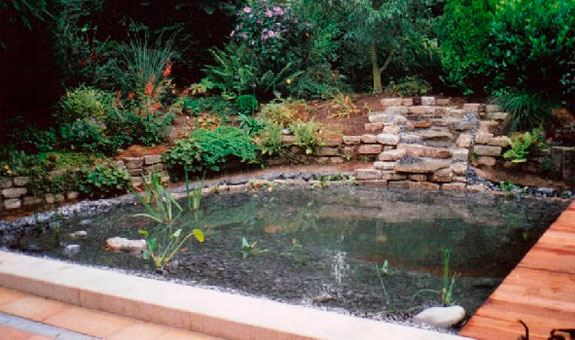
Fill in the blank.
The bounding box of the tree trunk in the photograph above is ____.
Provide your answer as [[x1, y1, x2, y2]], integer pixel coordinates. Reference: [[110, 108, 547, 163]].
[[370, 43, 383, 94]]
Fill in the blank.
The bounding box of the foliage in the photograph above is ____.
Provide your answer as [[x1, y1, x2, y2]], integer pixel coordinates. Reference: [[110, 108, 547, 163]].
[[80, 164, 131, 198], [488, 0, 575, 99], [502, 129, 547, 163], [138, 227, 204, 268], [164, 127, 256, 173], [289, 120, 324, 155], [135, 172, 181, 226], [329, 91, 360, 118], [235, 95, 259, 115], [239, 115, 264, 136], [240, 236, 264, 258], [59, 118, 108, 153], [375, 260, 394, 312], [124, 111, 174, 146], [311, 173, 357, 189], [492, 90, 557, 133], [260, 99, 310, 127], [253, 119, 283, 156], [181, 96, 236, 116], [56, 85, 114, 124], [384, 77, 431, 97], [439, 0, 496, 94], [187, 77, 216, 96]]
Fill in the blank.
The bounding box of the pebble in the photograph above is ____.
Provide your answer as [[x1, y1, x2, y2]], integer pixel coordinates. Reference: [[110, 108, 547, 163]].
[[63, 244, 81, 257]]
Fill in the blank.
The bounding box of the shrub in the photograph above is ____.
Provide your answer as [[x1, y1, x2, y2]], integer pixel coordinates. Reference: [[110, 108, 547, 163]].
[[254, 119, 283, 156], [491, 89, 557, 133], [235, 95, 259, 115], [181, 96, 236, 116], [384, 77, 431, 97], [124, 112, 174, 146], [59, 118, 107, 153], [289, 120, 323, 155], [239, 114, 264, 136], [260, 99, 309, 127], [164, 127, 256, 173], [438, 0, 497, 94], [56, 85, 114, 124], [80, 164, 131, 198]]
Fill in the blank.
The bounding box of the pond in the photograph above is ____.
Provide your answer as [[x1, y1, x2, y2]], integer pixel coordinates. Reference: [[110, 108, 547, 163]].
[[2, 186, 569, 325]]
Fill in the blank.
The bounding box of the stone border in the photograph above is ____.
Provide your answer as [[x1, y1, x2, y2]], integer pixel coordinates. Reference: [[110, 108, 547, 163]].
[[0, 251, 469, 340]]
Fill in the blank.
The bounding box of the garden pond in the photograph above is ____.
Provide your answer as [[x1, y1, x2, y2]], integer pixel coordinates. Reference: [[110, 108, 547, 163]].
[[1, 186, 569, 324]]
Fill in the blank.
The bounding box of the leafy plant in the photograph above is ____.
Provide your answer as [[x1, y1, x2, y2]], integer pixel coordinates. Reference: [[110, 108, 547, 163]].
[[134, 171, 182, 226], [503, 129, 547, 163], [235, 95, 259, 115], [491, 89, 557, 133], [138, 227, 204, 269], [289, 120, 324, 155], [163, 138, 203, 173], [80, 164, 131, 198], [239, 114, 264, 136], [260, 99, 309, 127], [124, 111, 174, 146], [384, 77, 431, 97], [181, 96, 236, 116], [240, 236, 264, 259], [254, 119, 283, 156], [312, 173, 357, 189], [187, 77, 215, 96], [329, 92, 360, 118], [56, 85, 114, 124]]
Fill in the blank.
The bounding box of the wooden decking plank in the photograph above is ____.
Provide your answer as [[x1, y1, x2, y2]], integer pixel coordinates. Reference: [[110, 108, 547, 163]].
[[459, 202, 575, 339]]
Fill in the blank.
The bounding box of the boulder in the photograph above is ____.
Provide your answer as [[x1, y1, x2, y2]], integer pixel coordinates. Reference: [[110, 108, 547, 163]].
[[343, 136, 361, 145], [402, 98, 414, 106], [432, 168, 454, 183], [394, 160, 451, 174], [478, 156, 497, 167], [452, 149, 469, 162], [105, 237, 146, 254], [450, 162, 468, 175], [4, 199, 21, 210], [456, 134, 472, 148], [144, 154, 162, 165], [413, 305, 466, 328], [421, 96, 436, 106], [123, 157, 144, 169], [358, 144, 383, 155], [2, 187, 27, 199], [474, 145, 502, 157], [397, 144, 451, 159], [364, 122, 385, 132], [382, 125, 400, 134], [378, 149, 406, 161], [361, 134, 378, 144]]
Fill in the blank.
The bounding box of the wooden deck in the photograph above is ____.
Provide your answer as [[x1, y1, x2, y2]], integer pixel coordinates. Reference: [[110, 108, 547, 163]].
[[459, 200, 575, 340]]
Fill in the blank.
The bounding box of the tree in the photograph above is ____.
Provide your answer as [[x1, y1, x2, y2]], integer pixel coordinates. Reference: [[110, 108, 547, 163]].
[[340, 0, 428, 93]]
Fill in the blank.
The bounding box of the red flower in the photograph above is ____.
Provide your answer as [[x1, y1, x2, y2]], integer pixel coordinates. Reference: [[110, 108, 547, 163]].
[[144, 76, 156, 96], [162, 61, 172, 78], [127, 92, 135, 101], [79, 60, 89, 68]]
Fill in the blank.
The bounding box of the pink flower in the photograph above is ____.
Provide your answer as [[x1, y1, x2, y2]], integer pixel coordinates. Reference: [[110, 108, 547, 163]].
[[273, 6, 284, 16], [265, 9, 273, 17], [243, 6, 252, 13], [230, 30, 236, 37]]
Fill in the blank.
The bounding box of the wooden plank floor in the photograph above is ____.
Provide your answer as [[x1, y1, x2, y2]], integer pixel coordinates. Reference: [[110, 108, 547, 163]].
[[459, 200, 575, 340]]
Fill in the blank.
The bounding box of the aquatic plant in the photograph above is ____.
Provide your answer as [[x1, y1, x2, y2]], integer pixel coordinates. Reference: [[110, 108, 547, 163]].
[[134, 172, 181, 227], [375, 260, 395, 313], [440, 248, 458, 306], [138, 228, 204, 269], [240, 237, 264, 258]]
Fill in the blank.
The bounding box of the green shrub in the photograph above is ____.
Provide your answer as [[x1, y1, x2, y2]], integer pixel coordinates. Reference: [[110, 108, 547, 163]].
[[289, 120, 323, 155], [125, 112, 174, 146], [384, 77, 431, 97], [254, 119, 283, 156], [56, 85, 114, 124], [164, 127, 256, 173], [80, 164, 131, 198], [491, 89, 557, 133], [59, 118, 107, 153], [182, 96, 236, 116], [438, 0, 497, 94], [260, 99, 309, 127], [239, 114, 264, 136], [235, 95, 259, 115]]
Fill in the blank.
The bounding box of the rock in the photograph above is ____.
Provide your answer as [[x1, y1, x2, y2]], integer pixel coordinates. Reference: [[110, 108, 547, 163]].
[[312, 294, 335, 304], [475, 133, 493, 145], [452, 149, 469, 162], [358, 144, 382, 155], [364, 122, 385, 132], [450, 162, 468, 175], [63, 244, 81, 257], [413, 305, 466, 328], [413, 120, 433, 129], [402, 98, 414, 106], [2, 187, 27, 199], [485, 104, 501, 113], [474, 145, 502, 157], [374, 162, 397, 170], [447, 108, 466, 118], [343, 136, 361, 145], [144, 154, 162, 165], [410, 174, 427, 181], [488, 136, 508, 147], [381, 98, 403, 106], [378, 149, 406, 161], [442, 183, 466, 191], [0, 178, 13, 189], [70, 231, 88, 239], [361, 134, 378, 144], [381, 171, 408, 181], [384, 106, 409, 116], [67, 191, 79, 200], [478, 156, 497, 167], [123, 157, 144, 169], [456, 134, 472, 148], [318, 147, 339, 156], [282, 129, 291, 135], [397, 144, 451, 159], [394, 160, 451, 174], [13, 176, 30, 186], [330, 157, 344, 164], [409, 181, 441, 190], [105, 237, 146, 254], [382, 125, 400, 134], [23, 197, 43, 206], [432, 168, 454, 183], [487, 112, 508, 121], [479, 121, 499, 134], [408, 106, 431, 115], [421, 96, 436, 106], [419, 131, 452, 140], [369, 111, 407, 125], [4, 199, 21, 210], [463, 103, 481, 113], [467, 184, 486, 192], [388, 181, 410, 189], [281, 135, 296, 144], [436, 98, 451, 106], [377, 134, 400, 145], [355, 169, 381, 180]]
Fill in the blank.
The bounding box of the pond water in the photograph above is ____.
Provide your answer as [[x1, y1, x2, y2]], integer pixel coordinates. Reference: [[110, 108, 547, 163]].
[[3, 186, 569, 323]]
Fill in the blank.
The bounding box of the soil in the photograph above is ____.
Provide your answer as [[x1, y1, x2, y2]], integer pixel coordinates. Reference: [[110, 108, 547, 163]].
[[475, 166, 574, 190], [115, 145, 167, 159]]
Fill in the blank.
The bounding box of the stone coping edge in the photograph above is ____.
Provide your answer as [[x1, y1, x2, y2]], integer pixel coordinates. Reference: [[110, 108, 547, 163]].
[[0, 251, 470, 340]]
